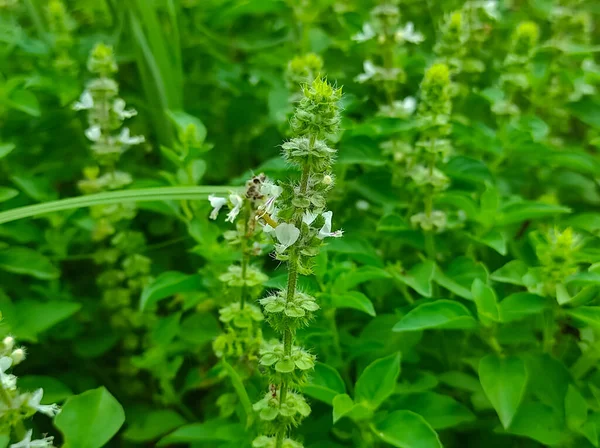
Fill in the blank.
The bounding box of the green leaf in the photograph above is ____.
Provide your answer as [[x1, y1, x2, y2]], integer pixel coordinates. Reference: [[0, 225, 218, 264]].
[[8, 89, 40, 116], [479, 355, 528, 429], [476, 230, 507, 255], [472, 279, 499, 326], [0, 143, 15, 159], [222, 359, 254, 428], [332, 291, 376, 316], [508, 402, 568, 446], [446, 156, 492, 185], [393, 392, 475, 429], [566, 307, 600, 330], [393, 300, 477, 332], [0, 247, 59, 280], [17, 376, 72, 403], [490, 260, 528, 286], [332, 394, 372, 423], [8, 299, 81, 342], [157, 420, 243, 445], [0, 187, 18, 203], [179, 313, 220, 345], [373, 410, 442, 448], [167, 110, 207, 145], [392, 261, 435, 297], [332, 266, 391, 292], [140, 271, 203, 311], [55, 387, 125, 448], [303, 362, 346, 405], [565, 384, 588, 431], [355, 353, 401, 409], [499, 293, 549, 323], [123, 409, 186, 442], [498, 201, 571, 226], [433, 265, 473, 300]]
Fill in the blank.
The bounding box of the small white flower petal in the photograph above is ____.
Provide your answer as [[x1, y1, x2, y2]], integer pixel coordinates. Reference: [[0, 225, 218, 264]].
[[403, 96, 417, 114], [113, 98, 137, 120], [352, 23, 376, 42], [226, 194, 244, 223], [27, 389, 60, 417], [400, 22, 424, 44], [118, 128, 145, 146], [208, 195, 227, 220], [302, 211, 318, 225], [84, 125, 102, 142], [72, 91, 93, 111], [318, 211, 343, 239], [275, 223, 300, 249], [10, 429, 54, 448]]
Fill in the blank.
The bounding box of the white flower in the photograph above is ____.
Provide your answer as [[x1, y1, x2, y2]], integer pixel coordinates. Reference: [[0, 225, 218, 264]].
[[302, 211, 318, 225], [226, 194, 243, 223], [72, 91, 93, 111], [397, 22, 424, 44], [400, 96, 417, 114], [118, 128, 145, 146], [10, 430, 54, 448], [208, 195, 227, 220], [318, 211, 343, 239], [27, 389, 60, 417], [354, 60, 377, 83], [84, 125, 102, 142], [352, 23, 376, 42], [275, 223, 300, 249], [481, 0, 499, 20], [0, 356, 17, 390], [260, 181, 283, 214], [113, 99, 137, 120]]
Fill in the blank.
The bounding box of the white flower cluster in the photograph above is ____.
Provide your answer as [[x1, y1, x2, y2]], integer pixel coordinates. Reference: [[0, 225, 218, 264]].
[[72, 44, 144, 167], [209, 182, 343, 254], [0, 336, 59, 447]]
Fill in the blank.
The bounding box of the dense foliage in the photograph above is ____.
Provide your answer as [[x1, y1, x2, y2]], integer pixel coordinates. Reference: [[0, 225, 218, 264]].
[[1, 0, 600, 447]]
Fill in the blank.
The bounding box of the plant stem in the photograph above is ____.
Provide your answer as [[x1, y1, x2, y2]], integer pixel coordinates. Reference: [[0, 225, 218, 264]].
[[240, 207, 250, 310], [276, 142, 313, 446]]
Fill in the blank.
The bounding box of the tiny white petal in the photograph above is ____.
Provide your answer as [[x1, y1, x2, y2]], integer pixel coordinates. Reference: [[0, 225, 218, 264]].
[[27, 389, 60, 417], [72, 91, 93, 110], [118, 128, 145, 146], [226, 194, 244, 223], [318, 211, 343, 239], [84, 125, 102, 142], [352, 23, 376, 42], [275, 223, 300, 249], [403, 96, 417, 114], [303, 211, 318, 225], [208, 195, 227, 220], [113, 98, 137, 120]]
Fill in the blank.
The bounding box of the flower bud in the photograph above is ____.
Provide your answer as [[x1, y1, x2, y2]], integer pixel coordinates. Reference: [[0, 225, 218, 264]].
[[512, 21, 540, 57], [3, 336, 14, 351], [286, 53, 323, 87], [418, 63, 452, 121], [11, 348, 25, 365], [87, 43, 118, 76], [322, 174, 333, 185]]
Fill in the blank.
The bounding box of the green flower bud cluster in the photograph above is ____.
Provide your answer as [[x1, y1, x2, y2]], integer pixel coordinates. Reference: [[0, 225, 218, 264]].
[[527, 227, 582, 297], [286, 53, 323, 96], [0, 332, 60, 443], [46, 0, 77, 74], [498, 21, 540, 101], [408, 63, 453, 236], [254, 77, 342, 448]]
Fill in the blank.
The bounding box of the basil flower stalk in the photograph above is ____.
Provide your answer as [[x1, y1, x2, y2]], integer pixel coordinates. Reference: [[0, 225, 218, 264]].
[[254, 77, 343, 448]]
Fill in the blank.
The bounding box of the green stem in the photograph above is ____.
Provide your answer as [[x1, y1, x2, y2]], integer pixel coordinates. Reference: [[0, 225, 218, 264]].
[[571, 349, 600, 380], [276, 143, 313, 446], [240, 207, 250, 310]]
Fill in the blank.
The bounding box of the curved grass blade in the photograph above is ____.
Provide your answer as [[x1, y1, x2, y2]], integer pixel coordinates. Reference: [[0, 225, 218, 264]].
[[0, 186, 235, 224]]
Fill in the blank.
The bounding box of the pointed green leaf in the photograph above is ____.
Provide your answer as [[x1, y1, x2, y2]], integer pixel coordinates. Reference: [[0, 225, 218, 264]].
[[393, 300, 477, 332], [373, 410, 442, 448], [355, 353, 401, 408], [479, 355, 528, 429]]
